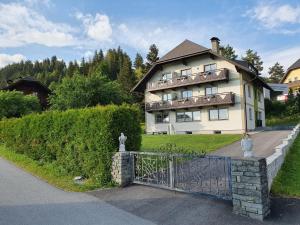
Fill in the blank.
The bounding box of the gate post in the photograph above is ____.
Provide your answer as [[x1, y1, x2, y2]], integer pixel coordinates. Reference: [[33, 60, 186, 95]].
[[231, 157, 270, 221], [169, 156, 175, 188], [111, 152, 133, 186]]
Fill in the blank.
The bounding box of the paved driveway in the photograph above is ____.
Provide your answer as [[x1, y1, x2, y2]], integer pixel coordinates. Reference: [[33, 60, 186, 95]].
[[89, 185, 300, 225], [212, 130, 291, 158]]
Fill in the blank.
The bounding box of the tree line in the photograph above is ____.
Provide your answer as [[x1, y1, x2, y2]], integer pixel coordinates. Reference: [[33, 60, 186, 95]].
[[0, 44, 160, 110], [0, 42, 288, 113]]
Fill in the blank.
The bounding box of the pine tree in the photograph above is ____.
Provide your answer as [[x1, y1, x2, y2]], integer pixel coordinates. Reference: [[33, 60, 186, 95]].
[[219, 44, 237, 60], [134, 53, 144, 69], [118, 55, 136, 92], [134, 53, 145, 80], [145, 44, 159, 71], [268, 62, 285, 83], [242, 49, 264, 73]]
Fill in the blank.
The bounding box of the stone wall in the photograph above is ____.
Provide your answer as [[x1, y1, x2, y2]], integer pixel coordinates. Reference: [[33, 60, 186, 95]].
[[231, 157, 270, 220], [111, 152, 133, 186], [266, 124, 300, 190]]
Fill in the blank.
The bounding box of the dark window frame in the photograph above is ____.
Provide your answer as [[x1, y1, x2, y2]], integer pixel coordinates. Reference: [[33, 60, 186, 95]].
[[205, 85, 218, 96], [176, 110, 201, 122], [161, 72, 172, 81], [249, 108, 253, 121], [181, 90, 193, 99], [155, 112, 170, 124], [204, 63, 217, 72], [209, 108, 229, 121], [180, 68, 192, 77]]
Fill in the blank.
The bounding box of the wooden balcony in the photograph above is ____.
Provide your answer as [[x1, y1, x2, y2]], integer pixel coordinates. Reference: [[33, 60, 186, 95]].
[[147, 68, 229, 92], [145, 92, 235, 112]]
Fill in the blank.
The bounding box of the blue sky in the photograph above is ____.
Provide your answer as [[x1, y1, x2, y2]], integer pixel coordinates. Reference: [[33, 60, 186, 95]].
[[0, 0, 300, 76]]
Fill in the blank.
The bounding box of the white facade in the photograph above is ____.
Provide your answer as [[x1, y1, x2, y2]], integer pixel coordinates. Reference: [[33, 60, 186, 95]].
[[143, 55, 266, 134]]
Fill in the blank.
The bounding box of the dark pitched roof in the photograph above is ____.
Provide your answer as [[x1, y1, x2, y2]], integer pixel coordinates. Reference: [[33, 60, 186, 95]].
[[132, 40, 272, 92], [233, 60, 249, 68], [288, 58, 300, 71], [157, 40, 208, 63], [1, 76, 50, 93], [281, 58, 300, 83]]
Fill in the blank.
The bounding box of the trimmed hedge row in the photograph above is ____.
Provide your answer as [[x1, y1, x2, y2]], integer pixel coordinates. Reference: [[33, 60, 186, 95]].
[[0, 91, 41, 119], [0, 104, 141, 185]]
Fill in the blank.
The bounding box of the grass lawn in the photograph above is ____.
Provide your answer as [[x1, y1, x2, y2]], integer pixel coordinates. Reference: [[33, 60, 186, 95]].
[[271, 134, 300, 197], [0, 145, 106, 192], [141, 134, 241, 154]]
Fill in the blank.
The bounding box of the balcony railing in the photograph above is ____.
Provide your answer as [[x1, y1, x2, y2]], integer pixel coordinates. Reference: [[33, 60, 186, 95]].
[[147, 68, 229, 92], [145, 92, 235, 112]]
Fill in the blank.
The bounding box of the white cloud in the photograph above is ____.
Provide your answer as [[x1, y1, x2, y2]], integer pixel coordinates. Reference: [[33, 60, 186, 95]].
[[261, 46, 300, 76], [0, 53, 26, 68], [24, 0, 52, 8], [248, 3, 300, 29], [76, 12, 112, 42], [115, 22, 209, 55], [0, 2, 77, 48]]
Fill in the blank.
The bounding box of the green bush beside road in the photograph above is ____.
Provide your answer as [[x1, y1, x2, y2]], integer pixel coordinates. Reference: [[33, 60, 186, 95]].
[[0, 90, 40, 119], [0, 104, 141, 186]]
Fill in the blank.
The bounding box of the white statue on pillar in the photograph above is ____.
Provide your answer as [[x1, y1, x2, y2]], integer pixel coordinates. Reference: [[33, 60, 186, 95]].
[[241, 133, 254, 157], [119, 133, 127, 152]]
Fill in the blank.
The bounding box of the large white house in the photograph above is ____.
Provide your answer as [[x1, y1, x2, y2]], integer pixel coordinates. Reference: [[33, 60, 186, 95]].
[[133, 38, 272, 134]]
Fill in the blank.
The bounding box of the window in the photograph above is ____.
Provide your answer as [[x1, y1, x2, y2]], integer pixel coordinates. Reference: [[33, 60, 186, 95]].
[[162, 93, 172, 102], [162, 72, 172, 81], [182, 90, 193, 99], [257, 91, 262, 102], [258, 111, 262, 120], [249, 108, 253, 120], [219, 109, 229, 120], [193, 111, 201, 121], [205, 86, 218, 96], [155, 112, 169, 123], [248, 85, 251, 98], [176, 111, 201, 122], [209, 108, 229, 120], [181, 69, 192, 77], [295, 77, 298, 81], [204, 63, 217, 72]]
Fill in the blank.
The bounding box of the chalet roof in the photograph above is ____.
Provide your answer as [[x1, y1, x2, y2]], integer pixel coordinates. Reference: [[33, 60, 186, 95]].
[[281, 58, 300, 83], [132, 39, 272, 92], [157, 40, 209, 63], [1, 76, 50, 93], [287, 58, 300, 71], [233, 60, 250, 68]]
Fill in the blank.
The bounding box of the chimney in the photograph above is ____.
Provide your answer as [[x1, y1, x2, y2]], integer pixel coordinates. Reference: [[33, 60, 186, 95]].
[[210, 37, 220, 54]]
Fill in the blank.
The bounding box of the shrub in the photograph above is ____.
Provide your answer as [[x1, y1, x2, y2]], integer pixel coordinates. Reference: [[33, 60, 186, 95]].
[[0, 91, 41, 119], [49, 74, 132, 110], [0, 104, 141, 185]]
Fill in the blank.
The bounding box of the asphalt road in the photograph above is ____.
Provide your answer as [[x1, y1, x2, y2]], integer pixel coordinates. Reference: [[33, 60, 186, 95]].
[[90, 185, 300, 225], [212, 130, 291, 158], [0, 157, 155, 225]]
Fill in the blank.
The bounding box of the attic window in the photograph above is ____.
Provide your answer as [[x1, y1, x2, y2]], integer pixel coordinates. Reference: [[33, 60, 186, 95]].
[[162, 72, 172, 81], [181, 69, 192, 77], [204, 63, 216, 72]]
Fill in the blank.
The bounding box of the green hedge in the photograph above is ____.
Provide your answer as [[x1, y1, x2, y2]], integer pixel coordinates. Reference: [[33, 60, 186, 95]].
[[0, 104, 141, 185], [0, 91, 41, 119]]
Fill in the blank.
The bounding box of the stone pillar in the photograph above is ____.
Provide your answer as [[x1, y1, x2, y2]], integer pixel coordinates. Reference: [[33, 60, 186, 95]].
[[111, 152, 133, 186], [231, 157, 270, 221]]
